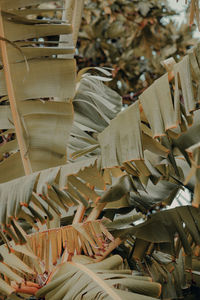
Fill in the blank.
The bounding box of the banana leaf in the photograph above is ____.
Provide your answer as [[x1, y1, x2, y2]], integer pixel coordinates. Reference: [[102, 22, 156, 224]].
[[0, 1, 76, 176], [36, 255, 161, 300]]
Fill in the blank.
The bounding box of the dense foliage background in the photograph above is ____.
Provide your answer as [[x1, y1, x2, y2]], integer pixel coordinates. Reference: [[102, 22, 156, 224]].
[[77, 0, 196, 103]]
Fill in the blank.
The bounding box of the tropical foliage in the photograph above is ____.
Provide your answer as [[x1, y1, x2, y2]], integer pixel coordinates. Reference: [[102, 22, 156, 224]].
[[0, 1, 200, 300], [78, 0, 197, 101]]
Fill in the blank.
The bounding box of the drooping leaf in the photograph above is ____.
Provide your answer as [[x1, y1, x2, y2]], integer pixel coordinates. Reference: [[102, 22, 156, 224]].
[[98, 102, 143, 169], [36, 255, 161, 300]]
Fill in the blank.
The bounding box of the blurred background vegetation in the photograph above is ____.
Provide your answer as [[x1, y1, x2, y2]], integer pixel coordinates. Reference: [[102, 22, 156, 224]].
[[77, 0, 197, 104]]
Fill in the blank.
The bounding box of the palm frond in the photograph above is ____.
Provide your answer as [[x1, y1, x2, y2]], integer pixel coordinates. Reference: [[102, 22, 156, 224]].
[[115, 206, 200, 263], [68, 68, 122, 160], [0, 157, 104, 242], [0, 242, 38, 297], [0, 0, 76, 179], [36, 255, 161, 300], [1, 3, 200, 300], [97, 46, 197, 170], [91, 42, 200, 210], [145, 251, 186, 299], [27, 220, 114, 270], [0, 219, 114, 297]]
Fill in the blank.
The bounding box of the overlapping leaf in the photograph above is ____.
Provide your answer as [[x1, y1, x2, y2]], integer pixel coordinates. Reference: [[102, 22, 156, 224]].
[[117, 206, 200, 262], [27, 220, 114, 271], [36, 255, 161, 300], [0, 157, 104, 243], [68, 69, 122, 160]]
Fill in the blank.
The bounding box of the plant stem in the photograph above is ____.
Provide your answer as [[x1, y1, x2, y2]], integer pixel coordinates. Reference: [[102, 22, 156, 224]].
[[63, 0, 84, 46], [87, 203, 106, 221], [73, 203, 86, 224], [0, 11, 32, 175]]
